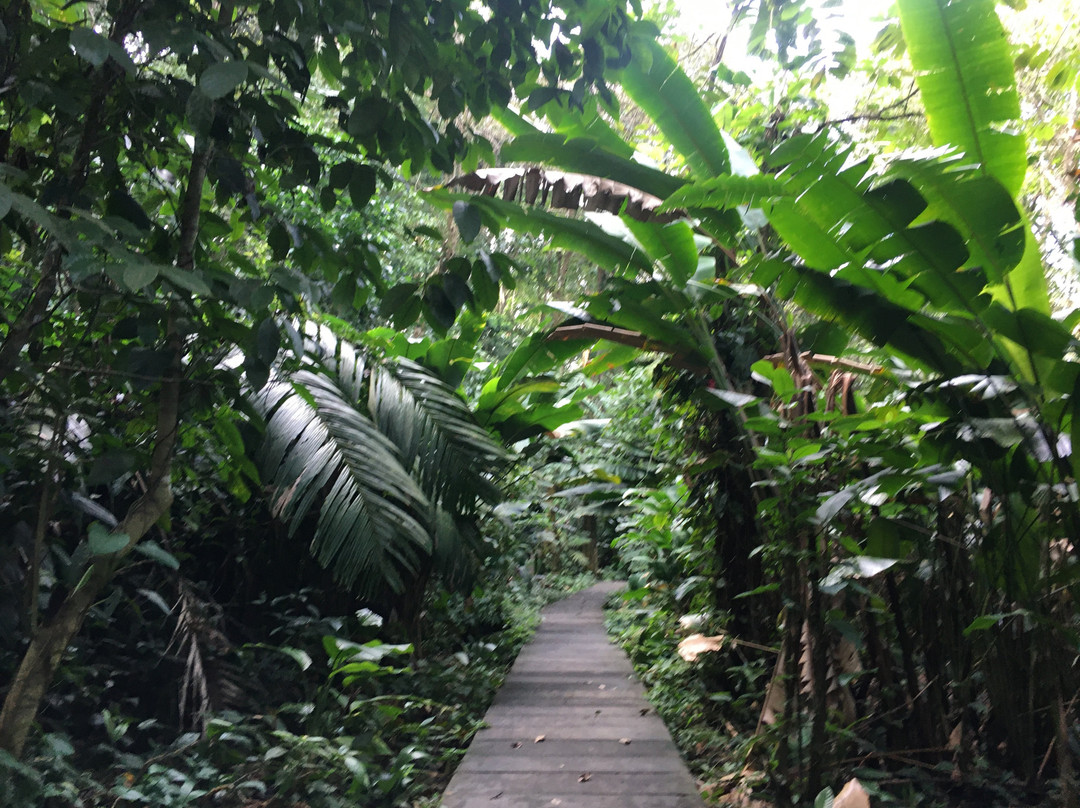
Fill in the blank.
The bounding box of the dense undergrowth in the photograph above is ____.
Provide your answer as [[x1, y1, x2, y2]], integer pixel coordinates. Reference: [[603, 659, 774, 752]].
[[606, 578, 1053, 808], [0, 571, 596, 808]]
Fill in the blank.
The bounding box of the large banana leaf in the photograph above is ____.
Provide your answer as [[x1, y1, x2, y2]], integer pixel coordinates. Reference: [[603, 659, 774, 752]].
[[256, 370, 432, 595], [617, 37, 730, 179], [426, 188, 654, 276], [897, 0, 1050, 317], [897, 0, 1024, 197], [499, 134, 684, 200]]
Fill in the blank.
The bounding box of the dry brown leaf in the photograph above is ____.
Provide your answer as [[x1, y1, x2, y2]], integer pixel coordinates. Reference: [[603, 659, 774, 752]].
[[510, 741, 522, 749], [443, 168, 678, 224], [834, 778, 870, 808], [678, 633, 727, 662], [578, 772, 592, 782], [947, 723, 962, 750], [534, 734, 545, 743], [758, 655, 786, 727]]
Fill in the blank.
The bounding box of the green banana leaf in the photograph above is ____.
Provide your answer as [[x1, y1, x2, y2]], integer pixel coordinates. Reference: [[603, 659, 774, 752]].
[[425, 188, 654, 277], [617, 37, 730, 179], [500, 133, 684, 199], [897, 0, 1050, 317], [897, 0, 1025, 196]]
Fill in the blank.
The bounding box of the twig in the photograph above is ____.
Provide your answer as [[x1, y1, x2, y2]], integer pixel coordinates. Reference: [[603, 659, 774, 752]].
[[816, 89, 921, 131], [1037, 689, 1079, 778], [760, 351, 883, 375]]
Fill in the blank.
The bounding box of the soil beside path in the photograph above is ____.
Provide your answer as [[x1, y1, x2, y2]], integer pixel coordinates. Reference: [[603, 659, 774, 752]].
[[439, 581, 706, 808]]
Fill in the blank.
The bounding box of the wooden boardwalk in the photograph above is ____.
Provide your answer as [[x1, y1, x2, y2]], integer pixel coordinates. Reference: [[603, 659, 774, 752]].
[[440, 582, 706, 808]]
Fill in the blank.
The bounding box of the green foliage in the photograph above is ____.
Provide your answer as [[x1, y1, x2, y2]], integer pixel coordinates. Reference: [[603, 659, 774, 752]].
[[256, 328, 507, 596], [443, 0, 1080, 802]]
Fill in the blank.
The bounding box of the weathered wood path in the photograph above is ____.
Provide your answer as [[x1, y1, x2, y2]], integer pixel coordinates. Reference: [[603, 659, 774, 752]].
[[440, 581, 706, 808]]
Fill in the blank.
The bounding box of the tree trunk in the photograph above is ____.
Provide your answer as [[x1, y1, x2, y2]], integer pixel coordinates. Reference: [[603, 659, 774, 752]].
[[0, 370, 180, 757], [0, 130, 207, 758]]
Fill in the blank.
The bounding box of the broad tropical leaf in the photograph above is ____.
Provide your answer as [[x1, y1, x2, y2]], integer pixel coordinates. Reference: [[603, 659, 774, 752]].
[[617, 37, 730, 179], [897, 0, 1024, 196], [256, 370, 431, 595], [426, 188, 654, 276], [897, 0, 1050, 318]]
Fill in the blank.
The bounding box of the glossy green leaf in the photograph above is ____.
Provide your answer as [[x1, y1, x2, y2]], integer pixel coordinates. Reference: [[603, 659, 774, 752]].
[[452, 200, 482, 243], [88, 523, 130, 556], [200, 60, 249, 99], [69, 27, 111, 67]]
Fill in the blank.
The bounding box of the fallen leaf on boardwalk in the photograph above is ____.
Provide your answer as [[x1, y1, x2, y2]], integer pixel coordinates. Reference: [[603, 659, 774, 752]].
[[534, 734, 545, 743], [598, 684, 606, 689], [510, 741, 522, 749], [639, 708, 650, 716], [834, 778, 870, 808], [619, 738, 631, 745], [490, 791, 503, 800], [678, 633, 727, 662], [578, 772, 592, 782]]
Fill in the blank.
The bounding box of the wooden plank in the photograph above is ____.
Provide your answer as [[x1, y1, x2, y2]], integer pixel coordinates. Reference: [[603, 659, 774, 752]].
[[439, 583, 706, 808]]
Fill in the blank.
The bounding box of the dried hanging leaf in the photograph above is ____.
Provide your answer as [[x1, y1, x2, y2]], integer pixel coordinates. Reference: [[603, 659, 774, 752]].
[[678, 633, 727, 662], [444, 168, 680, 223], [834, 778, 870, 808], [758, 653, 787, 727], [948, 723, 962, 750]]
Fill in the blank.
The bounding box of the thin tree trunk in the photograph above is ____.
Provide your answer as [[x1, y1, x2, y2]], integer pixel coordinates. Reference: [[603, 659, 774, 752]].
[[807, 577, 828, 797], [0, 367, 180, 757], [0, 132, 209, 758]]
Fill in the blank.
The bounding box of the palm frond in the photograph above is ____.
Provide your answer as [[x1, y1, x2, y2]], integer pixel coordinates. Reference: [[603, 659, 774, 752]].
[[256, 369, 431, 595], [369, 358, 507, 515]]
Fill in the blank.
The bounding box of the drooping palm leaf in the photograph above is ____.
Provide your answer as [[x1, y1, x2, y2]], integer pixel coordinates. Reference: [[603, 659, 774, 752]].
[[369, 358, 507, 515], [256, 370, 431, 595]]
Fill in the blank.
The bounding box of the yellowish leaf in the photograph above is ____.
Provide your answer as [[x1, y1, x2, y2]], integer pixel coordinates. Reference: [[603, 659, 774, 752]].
[[678, 632, 726, 662], [834, 778, 870, 808]]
